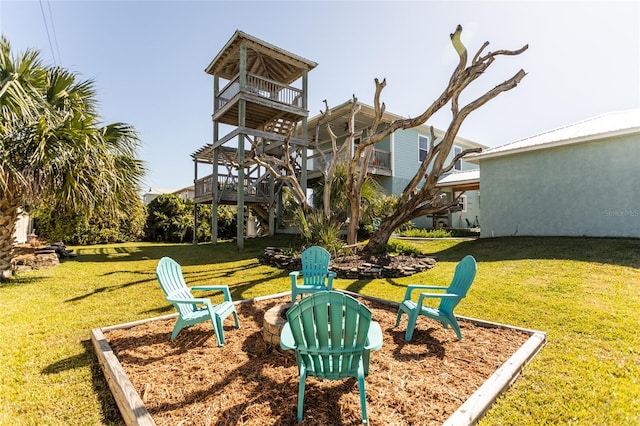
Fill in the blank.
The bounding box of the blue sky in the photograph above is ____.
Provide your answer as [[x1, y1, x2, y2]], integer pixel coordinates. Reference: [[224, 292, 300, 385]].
[[2, 1, 639, 191]]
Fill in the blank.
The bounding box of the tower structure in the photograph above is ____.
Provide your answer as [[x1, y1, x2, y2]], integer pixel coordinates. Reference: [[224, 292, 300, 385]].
[[192, 31, 317, 249]]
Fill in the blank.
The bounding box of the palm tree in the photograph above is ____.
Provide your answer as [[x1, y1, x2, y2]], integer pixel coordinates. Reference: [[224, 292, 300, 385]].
[[0, 37, 145, 279]]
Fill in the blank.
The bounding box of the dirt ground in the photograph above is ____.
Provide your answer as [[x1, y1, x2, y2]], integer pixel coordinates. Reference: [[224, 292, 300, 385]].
[[105, 295, 529, 426]]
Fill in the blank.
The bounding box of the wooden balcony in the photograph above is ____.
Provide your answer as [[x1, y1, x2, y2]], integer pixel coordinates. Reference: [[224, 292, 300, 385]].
[[214, 73, 306, 130], [194, 174, 272, 204], [310, 149, 392, 177]]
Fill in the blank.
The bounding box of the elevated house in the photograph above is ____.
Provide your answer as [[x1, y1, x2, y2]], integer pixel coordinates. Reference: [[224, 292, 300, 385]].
[[306, 100, 485, 230], [192, 31, 317, 249]]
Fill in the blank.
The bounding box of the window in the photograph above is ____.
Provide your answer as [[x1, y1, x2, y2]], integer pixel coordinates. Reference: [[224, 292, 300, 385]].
[[419, 135, 429, 162], [457, 194, 467, 212], [454, 146, 462, 171]]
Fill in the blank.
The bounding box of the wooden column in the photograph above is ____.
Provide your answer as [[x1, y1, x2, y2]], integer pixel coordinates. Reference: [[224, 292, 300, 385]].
[[212, 75, 220, 245], [300, 70, 309, 192], [236, 43, 247, 250], [192, 158, 198, 244], [268, 176, 275, 236]]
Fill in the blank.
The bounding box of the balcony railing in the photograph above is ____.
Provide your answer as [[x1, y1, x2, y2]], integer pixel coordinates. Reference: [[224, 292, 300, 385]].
[[195, 174, 271, 200], [369, 149, 390, 169], [310, 148, 391, 172], [215, 73, 303, 110]]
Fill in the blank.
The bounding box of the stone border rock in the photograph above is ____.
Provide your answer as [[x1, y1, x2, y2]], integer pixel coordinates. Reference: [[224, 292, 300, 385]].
[[260, 247, 437, 279]]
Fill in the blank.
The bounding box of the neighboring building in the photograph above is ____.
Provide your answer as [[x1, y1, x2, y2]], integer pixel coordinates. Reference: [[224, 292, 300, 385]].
[[173, 185, 195, 201], [306, 101, 485, 230], [142, 187, 177, 205], [142, 186, 195, 205], [469, 109, 640, 238]]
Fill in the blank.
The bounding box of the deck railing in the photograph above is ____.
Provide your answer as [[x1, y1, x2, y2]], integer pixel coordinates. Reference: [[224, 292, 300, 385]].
[[195, 174, 270, 199], [310, 148, 391, 172], [215, 73, 303, 110]]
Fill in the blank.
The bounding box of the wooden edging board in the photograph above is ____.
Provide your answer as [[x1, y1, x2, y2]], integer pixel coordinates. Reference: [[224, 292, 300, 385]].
[[91, 290, 545, 426]]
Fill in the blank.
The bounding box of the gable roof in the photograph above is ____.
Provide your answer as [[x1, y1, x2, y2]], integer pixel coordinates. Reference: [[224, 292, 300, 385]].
[[205, 30, 317, 85], [469, 109, 640, 162]]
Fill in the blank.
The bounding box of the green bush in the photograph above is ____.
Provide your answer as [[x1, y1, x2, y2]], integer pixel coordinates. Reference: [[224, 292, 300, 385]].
[[397, 228, 453, 238], [372, 239, 423, 256], [33, 200, 146, 245], [296, 207, 344, 256]]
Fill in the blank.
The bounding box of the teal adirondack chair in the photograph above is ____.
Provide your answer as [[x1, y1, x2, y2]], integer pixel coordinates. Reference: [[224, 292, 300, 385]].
[[290, 246, 337, 303], [155, 257, 239, 346], [280, 291, 383, 424], [395, 255, 477, 341]]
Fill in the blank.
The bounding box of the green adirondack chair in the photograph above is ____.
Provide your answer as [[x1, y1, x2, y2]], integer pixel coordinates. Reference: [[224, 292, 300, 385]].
[[155, 257, 239, 346], [290, 246, 337, 303], [280, 290, 383, 424], [395, 255, 477, 341]]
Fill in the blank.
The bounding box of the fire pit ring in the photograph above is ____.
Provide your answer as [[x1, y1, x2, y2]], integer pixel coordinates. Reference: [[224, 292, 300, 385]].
[[263, 303, 292, 348]]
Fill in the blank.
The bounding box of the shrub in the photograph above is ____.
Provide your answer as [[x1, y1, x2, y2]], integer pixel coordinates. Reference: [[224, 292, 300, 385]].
[[397, 228, 453, 238], [372, 239, 422, 256]]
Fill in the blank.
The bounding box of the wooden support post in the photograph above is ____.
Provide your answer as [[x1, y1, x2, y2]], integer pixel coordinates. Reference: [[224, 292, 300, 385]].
[[236, 43, 247, 250], [212, 76, 220, 245]]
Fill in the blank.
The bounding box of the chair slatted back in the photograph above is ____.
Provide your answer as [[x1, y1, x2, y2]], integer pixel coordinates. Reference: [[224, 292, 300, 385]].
[[439, 255, 477, 315], [300, 246, 332, 287], [286, 291, 372, 380], [156, 257, 197, 317]]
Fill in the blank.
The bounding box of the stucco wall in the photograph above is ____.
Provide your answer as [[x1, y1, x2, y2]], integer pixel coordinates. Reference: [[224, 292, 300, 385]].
[[479, 134, 640, 238]]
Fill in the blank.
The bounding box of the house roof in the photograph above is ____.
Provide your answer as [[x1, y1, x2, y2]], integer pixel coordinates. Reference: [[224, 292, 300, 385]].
[[306, 100, 486, 150], [436, 169, 479, 186], [205, 30, 318, 85], [469, 109, 640, 162], [436, 169, 480, 191]]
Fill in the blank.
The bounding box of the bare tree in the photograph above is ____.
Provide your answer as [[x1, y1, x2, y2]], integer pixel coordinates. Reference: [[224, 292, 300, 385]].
[[312, 98, 359, 220], [248, 25, 527, 249], [246, 130, 311, 211], [339, 25, 528, 248]]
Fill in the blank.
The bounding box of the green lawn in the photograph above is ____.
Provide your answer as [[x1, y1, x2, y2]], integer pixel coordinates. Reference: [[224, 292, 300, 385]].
[[1, 236, 639, 425]]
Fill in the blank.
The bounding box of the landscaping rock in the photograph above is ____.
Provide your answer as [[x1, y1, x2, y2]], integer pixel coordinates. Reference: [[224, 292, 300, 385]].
[[261, 247, 437, 279]]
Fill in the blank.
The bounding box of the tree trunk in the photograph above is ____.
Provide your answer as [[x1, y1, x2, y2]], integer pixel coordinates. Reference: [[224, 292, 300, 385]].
[[0, 196, 20, 280], [365, 209, 411, 251], [347, 194, 360, 245]]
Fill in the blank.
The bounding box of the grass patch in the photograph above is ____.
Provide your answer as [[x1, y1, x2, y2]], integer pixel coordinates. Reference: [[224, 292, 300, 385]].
[[1, 235, 639, 424]]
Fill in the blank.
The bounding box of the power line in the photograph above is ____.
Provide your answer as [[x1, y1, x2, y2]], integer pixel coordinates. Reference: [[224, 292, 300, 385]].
[[38, 0, 61, 65], [45, 0, 62, 64]]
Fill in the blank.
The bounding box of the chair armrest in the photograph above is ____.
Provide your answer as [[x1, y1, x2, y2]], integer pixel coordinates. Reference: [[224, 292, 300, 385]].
[[280, 322, 296, 351], [365, 321, 383, 351], [403, 284, 448, 300], [166, 296, 210, 305], [326, 271, 336, 289], [190, 285, 232, 301], [416, 292, 459, 310], [289, 271, 300, 285]]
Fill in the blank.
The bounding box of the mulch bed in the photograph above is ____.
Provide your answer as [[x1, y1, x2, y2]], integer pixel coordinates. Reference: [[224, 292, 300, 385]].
[[105, 295, 529, 425]]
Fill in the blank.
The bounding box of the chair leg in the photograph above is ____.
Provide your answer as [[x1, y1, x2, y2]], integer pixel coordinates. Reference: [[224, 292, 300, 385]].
[[297, 368, 307, 422], [171, 319, 186, 340], [404, 311, 419, 342], [213, 314, 225, 346], [231, 310, 240, 329], [394, 307, 404, 327], [449, 317, 463, 340], [357, 373, 368, 424]]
